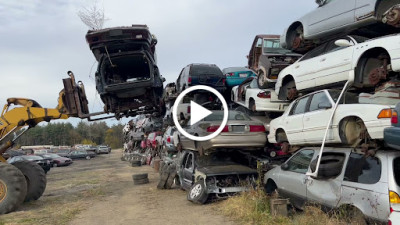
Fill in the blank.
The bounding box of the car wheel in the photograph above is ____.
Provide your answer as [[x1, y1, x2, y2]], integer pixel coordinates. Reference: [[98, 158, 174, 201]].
[[85, 156, 91, 160], [53, 163, 58, 167], [131, 160, 141, 167], [187, 180, 208, 204], [282, 80, 298, 101], [0, 163, 27, 214], [13, 161, 46, 202], [257, 72, 268, 89]]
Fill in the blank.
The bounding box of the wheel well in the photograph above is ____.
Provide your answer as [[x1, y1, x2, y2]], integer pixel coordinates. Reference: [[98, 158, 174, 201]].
[[249, 98, 255, 107], [375, 0, 400, 18], [275, 128, 287, 142], [355, 47, 390, 85], [265, 179, 277, 194], [286, 22, 303, 42], [282, 75, 294, 86], [339, 116, 363, 142]]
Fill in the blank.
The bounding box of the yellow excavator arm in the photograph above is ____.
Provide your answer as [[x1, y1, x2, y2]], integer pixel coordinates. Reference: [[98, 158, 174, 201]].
[[0, 71, 112, 161]]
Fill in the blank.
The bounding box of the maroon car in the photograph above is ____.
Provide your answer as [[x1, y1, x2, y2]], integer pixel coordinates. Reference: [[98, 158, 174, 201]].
[[41, 153, 73, 167]]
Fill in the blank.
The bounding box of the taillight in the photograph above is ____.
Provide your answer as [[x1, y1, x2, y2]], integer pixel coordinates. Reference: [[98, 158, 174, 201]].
[[257, 92, 271, 99], [187, 106, 191, 113], [378, 109, 393, 119], [226, 73, 234, 76], [390, 191, 400, 204], [249, 125, 266, 132], [188, 77, 192, 84], [392, 111, 398, 124], [389, 219, 392, 225], [222, 78, 226, 85], [167, 137, 171, 143], [207, 125, 229, 132]]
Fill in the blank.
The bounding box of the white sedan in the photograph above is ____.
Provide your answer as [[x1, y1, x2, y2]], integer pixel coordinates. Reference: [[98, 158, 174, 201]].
[[268, 89, 394, 146], [275, 34, 400, 101], [231, 77, 289, 113]]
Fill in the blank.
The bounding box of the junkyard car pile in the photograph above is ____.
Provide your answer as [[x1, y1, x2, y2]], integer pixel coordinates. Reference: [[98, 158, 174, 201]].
[[119, 1, 400, 223]]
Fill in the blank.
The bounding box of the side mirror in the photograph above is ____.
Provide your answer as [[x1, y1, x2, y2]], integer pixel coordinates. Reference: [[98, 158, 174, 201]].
[[334, 39, 353, 47], [318, 102, 332, 109], [281, 163, 289, 171]]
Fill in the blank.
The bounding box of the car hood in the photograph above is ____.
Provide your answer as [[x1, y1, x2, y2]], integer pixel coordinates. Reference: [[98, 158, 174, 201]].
[[197, 164, 257, 176]]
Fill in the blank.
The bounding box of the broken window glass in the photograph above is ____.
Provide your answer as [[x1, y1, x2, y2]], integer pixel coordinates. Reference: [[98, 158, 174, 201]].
[[344, 153, 381, 184]]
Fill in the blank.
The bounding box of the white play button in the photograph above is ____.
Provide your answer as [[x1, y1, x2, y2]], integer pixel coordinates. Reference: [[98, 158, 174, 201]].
[[172, 85, 228, 142], [190, 101, 212, 126]]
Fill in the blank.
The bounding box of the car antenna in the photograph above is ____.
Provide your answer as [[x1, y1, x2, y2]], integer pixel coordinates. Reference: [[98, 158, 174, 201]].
[[104, 46, 116, 67]]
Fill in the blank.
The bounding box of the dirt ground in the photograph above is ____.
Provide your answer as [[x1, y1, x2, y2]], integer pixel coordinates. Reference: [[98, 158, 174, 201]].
[[0, 149, 236, 225]]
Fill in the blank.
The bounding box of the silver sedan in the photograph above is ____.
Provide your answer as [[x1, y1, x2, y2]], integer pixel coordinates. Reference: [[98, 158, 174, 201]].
[[281, 0, 400, 52], [177, 111, 267, 152]]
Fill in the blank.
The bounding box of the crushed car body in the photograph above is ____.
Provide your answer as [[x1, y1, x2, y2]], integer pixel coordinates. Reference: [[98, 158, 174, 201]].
[[86, 25, 164, 117]]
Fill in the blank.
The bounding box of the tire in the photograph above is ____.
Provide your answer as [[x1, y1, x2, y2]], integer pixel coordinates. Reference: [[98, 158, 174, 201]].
[[85, 156, 91, 160], [157, 171, 169, 189], [131, 160, 141, 167], [187, 180, 208, 204], [310, 155, 345, 178], [133, 178, 149, 185], [121, 156, 126, 161], [159, 161, 166, 175], [53, 163, 58, 167], [165, 164, 177, 189], [249, 99, 256, 112], [132, 173, 148, 180], [13, 161, 46, 202], [0, 163, 27, 214], [174, 175, 181, 187], [257, 72, 268, 89]]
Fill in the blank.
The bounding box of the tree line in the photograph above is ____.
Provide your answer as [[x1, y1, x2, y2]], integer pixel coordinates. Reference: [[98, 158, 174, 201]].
[[16, 121, 124, 149]]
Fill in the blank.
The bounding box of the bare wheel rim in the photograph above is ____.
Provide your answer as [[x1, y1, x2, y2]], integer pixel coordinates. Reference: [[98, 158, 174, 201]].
[[344, 119, 362, 145], [0, 179, 7, 202], [190, 184, 202, 199]]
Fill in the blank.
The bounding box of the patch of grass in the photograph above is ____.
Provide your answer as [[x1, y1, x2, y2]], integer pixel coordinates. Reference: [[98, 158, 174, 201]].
[[219, 189, 359, 225]]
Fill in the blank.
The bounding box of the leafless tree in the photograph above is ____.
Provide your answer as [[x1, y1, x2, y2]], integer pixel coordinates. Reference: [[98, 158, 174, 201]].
[[77, 1, 107, 30]]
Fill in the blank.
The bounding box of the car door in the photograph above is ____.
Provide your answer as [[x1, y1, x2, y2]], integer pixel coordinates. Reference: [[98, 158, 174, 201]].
[[315, 38, 355, 87], [354, 0, 377, 22], [284, 95, 311, 144], [302, 91, 335, 143], [307, 0, 357, 37], [182, 152, 195, 190], [306, 151, 347, 209], [278, 149, 315, 209], [292, 43, 327, 91]]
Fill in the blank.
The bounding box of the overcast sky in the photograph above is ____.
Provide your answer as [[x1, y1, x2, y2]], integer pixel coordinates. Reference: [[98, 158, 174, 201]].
[[0, 0, 316, 126]]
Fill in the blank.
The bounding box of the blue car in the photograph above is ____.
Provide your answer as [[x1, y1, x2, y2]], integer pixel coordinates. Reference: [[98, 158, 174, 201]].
[[384, 102, 400, 150], [222, 67, 256, 88]]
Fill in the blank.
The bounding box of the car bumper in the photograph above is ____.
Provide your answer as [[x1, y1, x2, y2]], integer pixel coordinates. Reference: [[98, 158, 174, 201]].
[[384, 127, 400, 150], [365, 119, 391, 139], [200, 133, 266, 150]]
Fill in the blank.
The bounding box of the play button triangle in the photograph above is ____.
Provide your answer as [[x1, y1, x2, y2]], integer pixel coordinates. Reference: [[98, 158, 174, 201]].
[[190, 101, 212, 126]]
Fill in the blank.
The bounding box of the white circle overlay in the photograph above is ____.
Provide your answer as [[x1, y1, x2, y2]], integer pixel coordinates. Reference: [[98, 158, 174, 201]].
[[172, 85, 228, 142]]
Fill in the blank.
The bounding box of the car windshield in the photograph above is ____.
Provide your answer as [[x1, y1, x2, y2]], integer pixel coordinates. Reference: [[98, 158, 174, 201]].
[[263, 39, 293, 54], [191, 65, 223, 76], [203, 111, 251, 121]]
